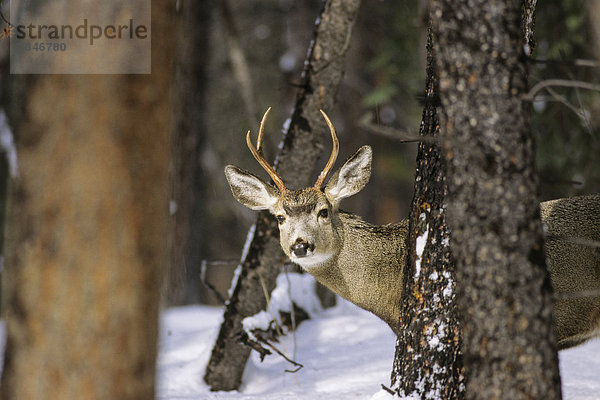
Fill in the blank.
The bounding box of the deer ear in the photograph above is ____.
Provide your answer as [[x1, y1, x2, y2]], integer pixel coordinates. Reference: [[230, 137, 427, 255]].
[[225, 165, 280, 210], [325, 145, 372, 205]]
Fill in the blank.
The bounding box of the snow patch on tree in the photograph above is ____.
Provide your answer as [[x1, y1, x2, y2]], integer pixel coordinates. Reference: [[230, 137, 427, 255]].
[[414, 214, 429, 280], [227, 224, 256, 300], [242, 272, 322, 338]]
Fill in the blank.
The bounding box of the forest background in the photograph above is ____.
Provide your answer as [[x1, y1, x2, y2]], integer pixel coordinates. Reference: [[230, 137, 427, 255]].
[[158, 0, 600, 306], [0, 0, 599, 398]]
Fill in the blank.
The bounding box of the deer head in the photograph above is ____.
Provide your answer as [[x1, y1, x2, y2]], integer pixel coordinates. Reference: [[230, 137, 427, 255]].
[[225, 108, 372, 270]]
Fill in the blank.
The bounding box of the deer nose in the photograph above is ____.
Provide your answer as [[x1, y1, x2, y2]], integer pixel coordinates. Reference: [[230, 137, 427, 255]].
[[291, 240, 314, 258]]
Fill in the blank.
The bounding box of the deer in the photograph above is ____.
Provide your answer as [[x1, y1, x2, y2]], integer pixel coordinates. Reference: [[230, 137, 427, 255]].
[[224, 108, 600, 350]]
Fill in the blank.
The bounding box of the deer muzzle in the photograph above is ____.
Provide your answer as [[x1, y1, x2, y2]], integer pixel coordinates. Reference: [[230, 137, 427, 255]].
[[291, 240, 315, 258]]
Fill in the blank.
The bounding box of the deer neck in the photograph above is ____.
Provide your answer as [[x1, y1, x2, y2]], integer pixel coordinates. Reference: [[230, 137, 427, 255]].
[[303, 212, 409, 333]]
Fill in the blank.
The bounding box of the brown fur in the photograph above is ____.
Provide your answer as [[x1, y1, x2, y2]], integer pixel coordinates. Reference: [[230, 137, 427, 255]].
[[541, 194, 600, 349], [305, 213, 409, 334]]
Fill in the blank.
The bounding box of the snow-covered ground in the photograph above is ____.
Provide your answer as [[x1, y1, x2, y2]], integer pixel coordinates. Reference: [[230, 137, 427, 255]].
[[157, 297, 600, 400]]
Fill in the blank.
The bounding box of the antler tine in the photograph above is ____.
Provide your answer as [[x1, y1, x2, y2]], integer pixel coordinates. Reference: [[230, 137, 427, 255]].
[[246, 107, 287, 194], [256, 106, 271, 152], [314, 109, 340, 189]]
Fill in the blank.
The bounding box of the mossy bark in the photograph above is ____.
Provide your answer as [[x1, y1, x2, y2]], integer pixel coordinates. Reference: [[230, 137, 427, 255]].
[[431, 0, 562, 398], [390, 25, 464, 399]]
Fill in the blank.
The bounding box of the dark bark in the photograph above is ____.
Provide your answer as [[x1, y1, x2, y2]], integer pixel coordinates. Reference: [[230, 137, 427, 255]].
[[1, 1, 175, 398], [521, 0, 537, 54], [430, 0, 562, 398], [166, 0, 212, 305], [390, 25, 464, 399], [204, 0, 361, 391]]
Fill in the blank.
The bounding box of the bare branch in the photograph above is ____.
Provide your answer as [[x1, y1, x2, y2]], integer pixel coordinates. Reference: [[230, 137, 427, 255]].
[[200, 260, 239, 305], [530, 58, 600, 68], [525, 79, 600, 101], [358, 113, 425, 143], [257, 337, 304, 373]]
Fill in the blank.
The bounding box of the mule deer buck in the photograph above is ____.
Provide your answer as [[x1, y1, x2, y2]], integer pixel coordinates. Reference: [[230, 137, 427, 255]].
[[225, 108, 600, 350]]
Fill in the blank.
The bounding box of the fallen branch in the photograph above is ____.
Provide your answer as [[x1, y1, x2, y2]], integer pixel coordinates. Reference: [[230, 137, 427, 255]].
[[257, 337, 304, 373]]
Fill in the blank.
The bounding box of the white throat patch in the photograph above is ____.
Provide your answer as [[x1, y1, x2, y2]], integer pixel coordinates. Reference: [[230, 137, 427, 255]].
[[291, 252, 333, 270]]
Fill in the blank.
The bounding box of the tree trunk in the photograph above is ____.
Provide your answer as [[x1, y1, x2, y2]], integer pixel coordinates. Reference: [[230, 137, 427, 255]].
[[1, 1, 175, 399], [430, 0, 562, 398], [166, 0, 212, 305], [204, 0, 361, 391], [586, 0, 600, 62], [390, 24, 464, 399]]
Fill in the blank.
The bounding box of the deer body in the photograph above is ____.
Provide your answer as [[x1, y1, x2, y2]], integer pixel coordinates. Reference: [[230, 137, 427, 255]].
[[541, 195, 600, 349], [299, 211, 409, 333], [226, 108, 600, 349]]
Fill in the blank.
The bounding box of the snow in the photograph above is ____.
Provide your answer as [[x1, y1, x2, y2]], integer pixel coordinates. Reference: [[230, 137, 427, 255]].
[[0, 289, 596, 398], [242, 273, 322, 336], [559, 341, 600, 400], [156, 298, 600, 400], [414, 213, 429, 280], [157, 299, 397, 400]]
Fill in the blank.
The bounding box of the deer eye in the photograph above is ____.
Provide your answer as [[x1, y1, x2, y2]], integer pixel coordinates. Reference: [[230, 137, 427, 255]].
[[276, 215, 286, 224], [317, 208, 329, 219]]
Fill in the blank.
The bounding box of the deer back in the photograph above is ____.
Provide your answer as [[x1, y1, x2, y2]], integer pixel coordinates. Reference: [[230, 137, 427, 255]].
[[541, 194, 600, 349]]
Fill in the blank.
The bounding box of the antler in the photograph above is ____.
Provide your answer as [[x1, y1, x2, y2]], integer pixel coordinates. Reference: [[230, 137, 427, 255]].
[[314, 109, 339, 189], [246, 107, 288, 195], [247, 108, 339, 193]]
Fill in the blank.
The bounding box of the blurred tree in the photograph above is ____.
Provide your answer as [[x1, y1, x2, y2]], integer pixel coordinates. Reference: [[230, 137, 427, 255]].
[[199, 0, 291, 306], [431, 0, 562, 398], [532, 0, 600, 199], [0, 0, 13, 313], [0, 112, 9, 309], [1, 1, 176, 399], [166, 0, 212, 305], [587, 0, 600, 60], [341, 0, 421, 227]]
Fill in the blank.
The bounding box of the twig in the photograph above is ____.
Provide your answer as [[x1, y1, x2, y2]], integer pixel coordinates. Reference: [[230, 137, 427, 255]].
[[539, 175, 584, 187], [238, 331, 272, 362], [0, 7, 12, 27], [562, 64, 595, 136], [200, 260, 238, 304], [284, 270, 298, 360], [358, 113, 431, 143], [530, 57, 600, 68], [257, 336, 304, 373], [525, 79, 600, 101], [542, 85, 589, 123], [258, 272, 284, 337], [381, 384, 395, 395], [241, 327, 304, 372]]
